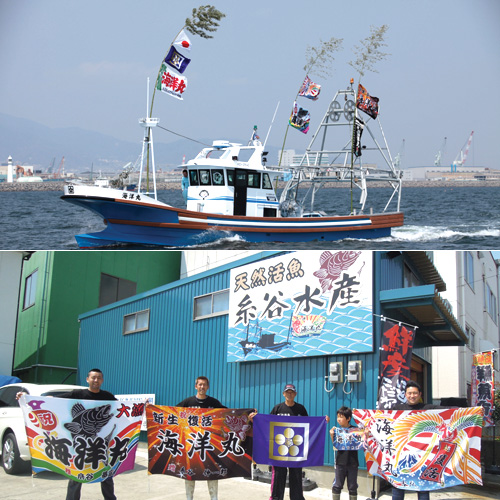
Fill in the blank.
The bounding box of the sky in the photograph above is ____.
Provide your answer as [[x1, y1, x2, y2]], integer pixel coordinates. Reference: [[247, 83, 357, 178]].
[[1, 0, 499, 168]]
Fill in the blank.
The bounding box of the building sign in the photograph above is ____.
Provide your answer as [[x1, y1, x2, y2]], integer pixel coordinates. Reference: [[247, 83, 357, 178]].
[[227, 251, 373, 362]]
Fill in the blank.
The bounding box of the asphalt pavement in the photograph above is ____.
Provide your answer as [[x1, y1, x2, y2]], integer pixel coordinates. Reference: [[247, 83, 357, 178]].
[[1, 443, 499, 500]]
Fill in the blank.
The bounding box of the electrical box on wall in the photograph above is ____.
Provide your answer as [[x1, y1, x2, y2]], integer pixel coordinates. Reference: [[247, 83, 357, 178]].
[[346, 360, 362, 382], [329, 361, 343, 383]]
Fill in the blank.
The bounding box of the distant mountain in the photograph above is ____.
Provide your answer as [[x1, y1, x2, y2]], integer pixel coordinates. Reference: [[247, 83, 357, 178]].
[[0, 113, 282, 173]]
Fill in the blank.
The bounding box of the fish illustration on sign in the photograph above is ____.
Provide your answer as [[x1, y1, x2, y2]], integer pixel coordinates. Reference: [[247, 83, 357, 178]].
[[64, 403, 113, 439], [313, 251, 362, 293]]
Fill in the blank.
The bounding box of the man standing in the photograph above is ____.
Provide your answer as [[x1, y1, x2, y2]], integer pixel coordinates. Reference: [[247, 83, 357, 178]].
[[391, 381, 441, 500], [17, 368, 117, 500], [176, 376, 226, 500], [269, 384, 308, 500], [62, 368, 117, 500]]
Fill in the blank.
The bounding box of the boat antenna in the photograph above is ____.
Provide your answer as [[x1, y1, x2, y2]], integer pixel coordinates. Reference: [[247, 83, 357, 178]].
[[263, 101, 280, 149]]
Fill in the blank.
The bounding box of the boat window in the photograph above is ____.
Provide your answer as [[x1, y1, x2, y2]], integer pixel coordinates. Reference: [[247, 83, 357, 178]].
[[227, 169, 235, 186], [262, 173, 273, 189], [199, 169, 211, 185], [247, 172, 261, 188], [212, 169, 225, 186], [189, 170, 199, 186], [237, 149, 254, 162], [206, 149, 226, 159]]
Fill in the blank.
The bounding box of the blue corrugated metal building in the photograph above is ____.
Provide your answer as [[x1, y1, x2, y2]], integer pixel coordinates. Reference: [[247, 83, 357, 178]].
[[76, 251, 467, 482]]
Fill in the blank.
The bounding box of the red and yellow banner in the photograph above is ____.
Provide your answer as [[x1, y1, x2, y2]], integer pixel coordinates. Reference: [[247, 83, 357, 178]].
[[146, 405, 253, 480], [471, 351, 495, 426], [353, 407, 483, 491]]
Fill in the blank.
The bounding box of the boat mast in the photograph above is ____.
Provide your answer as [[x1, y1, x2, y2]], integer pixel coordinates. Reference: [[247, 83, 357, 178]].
[[138, 78, 158, 199]]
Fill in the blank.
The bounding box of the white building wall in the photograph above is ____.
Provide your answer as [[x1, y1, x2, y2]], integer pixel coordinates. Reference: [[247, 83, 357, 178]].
[[433, 251, 500, 402], [0, 251, 24, 375]]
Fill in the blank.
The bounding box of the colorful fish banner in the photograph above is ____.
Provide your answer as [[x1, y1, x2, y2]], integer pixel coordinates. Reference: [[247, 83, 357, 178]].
[[471, 351, 495, 426], [331, 426, 365, 451], [157, 63, 188, 100], [356, 84, 379, 119], [146, 405, 253, 481], [289, 101, 310, 134], [353, 407, 484, 491], [227, 251, 373, 362], [253, 414, 326, 467], [377, 319, 416, 409], [19, 396, 145, 483], [298, 75, 321, 101]]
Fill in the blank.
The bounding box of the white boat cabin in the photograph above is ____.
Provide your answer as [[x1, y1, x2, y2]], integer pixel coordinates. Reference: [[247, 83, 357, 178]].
[[184, 140, 281, 217]]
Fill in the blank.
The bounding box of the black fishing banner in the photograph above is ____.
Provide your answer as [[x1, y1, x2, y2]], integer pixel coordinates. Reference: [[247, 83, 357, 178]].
[[377, 319, 416, 409]]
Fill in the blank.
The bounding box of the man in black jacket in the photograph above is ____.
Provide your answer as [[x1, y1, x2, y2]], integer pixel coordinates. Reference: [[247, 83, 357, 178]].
[[17, 369, 119, 500], [61, 368, 118, 500], [269, 384, 308, 500], [176, 376, 226, 500]]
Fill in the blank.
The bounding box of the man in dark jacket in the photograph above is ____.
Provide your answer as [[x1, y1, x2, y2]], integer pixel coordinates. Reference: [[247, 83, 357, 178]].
[[269, 384, 308, 500], [176, 376, 226, 500], [391, 381, 436, 500]]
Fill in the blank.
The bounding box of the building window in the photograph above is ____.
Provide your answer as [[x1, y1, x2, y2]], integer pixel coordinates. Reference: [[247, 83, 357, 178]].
[[466, 324, 476, 351], [23, 270, 38, 309], [194, 290, 229, 320], [486, 283, 498, 324], [464, 251, 474, 290], [403, 263, 420, 288], [99, 273, 137, 307], [123, 309, 150, 335]]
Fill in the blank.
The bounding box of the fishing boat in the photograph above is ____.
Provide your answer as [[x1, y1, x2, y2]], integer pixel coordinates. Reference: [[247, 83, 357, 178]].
[[62, 83, 403, 248]]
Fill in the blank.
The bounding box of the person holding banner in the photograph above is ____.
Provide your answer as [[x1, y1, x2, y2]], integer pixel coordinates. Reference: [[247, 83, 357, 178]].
[[176, 375, 227, 500], [329, 406, 360, 500], [391, 381, 437, 500], [269, 384, 309, 500], [18, 368, 118, 500]]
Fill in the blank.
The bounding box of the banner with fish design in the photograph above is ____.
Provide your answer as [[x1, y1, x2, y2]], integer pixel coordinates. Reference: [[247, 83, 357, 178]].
[[298, 75, 321, 101], [19, 396, 145, 482], [146, 405, 253, 480], [331, 426, 365, 451], [356, 84, 379, 119], [227, 251, 373, 362], [471, 351, 495, 426], [353, 407, 484, 491]]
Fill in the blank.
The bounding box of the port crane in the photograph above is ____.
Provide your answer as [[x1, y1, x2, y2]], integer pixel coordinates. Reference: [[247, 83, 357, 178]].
[[54, 156, 65, 179], [451, 131, 474, 172], [434, 137, 447, 166]]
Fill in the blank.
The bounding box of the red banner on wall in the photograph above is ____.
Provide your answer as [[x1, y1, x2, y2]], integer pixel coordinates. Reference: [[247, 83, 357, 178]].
[[471, 351, 495, 426], [146, 405, 253, 480], [377, 319, 416, 409]]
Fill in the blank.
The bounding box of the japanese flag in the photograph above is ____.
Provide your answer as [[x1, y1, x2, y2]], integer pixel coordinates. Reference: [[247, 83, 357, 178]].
[[174, 29, 192, 51]]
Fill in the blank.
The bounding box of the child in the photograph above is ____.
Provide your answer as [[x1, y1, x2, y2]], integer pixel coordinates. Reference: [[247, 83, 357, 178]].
[[330, 406, 359, 500]]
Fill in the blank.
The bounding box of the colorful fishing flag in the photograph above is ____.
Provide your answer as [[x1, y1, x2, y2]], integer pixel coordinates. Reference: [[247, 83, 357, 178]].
[[356, 84, 379, 119], [174, 29, 192, 51], [353, 117, 364, 157], [353, 407, 484, 491], [157, 63, 188, 100], [252, 414, 326, 467], [298, 75, 321, 101], [19, 395, 145, 482], [146, 405, 253, 480], [471, 351, 496, 426], [164, 46, 191, 74], [377, 319, 416, 409], [331, 426, 365, 451], [289, 101, 310, 134]]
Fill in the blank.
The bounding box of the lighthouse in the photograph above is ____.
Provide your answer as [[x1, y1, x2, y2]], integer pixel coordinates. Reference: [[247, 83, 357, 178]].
[[7, 156, 13, 183]]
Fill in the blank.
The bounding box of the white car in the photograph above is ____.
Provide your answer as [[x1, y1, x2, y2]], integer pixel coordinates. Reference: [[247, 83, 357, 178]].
[[0, 382, 86, 474]]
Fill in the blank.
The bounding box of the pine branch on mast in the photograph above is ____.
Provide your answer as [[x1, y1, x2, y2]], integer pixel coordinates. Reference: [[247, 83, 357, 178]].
[[145, 5, 225, 190]]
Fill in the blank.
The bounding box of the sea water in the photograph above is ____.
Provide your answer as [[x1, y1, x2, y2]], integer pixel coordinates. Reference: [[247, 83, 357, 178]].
[[0, 186, 499, 250]]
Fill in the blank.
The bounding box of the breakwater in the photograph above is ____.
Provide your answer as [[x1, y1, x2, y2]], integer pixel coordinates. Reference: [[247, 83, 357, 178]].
[[2, 180, 500, 192]]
